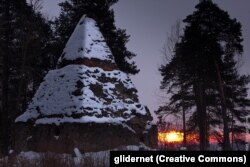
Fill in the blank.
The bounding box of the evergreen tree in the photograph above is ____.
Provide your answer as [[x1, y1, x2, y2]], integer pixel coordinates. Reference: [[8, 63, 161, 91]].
[[54, 0, 139, 74], [0, 0, 12, 154], [0, 0, 53, 154], [158, 0, 249, 150]]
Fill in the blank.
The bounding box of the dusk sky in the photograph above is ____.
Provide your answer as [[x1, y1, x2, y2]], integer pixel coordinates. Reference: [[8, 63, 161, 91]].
[[42, 0, 250, 121]]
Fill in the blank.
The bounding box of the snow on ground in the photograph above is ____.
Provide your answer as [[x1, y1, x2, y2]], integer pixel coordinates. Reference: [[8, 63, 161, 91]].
[[19, 151, 41, 160], [57, 16, 114, 64], [0, 145, 152, 167]]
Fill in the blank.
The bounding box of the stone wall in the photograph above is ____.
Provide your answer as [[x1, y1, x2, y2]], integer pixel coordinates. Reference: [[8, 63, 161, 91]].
[[14, 122, 155, 154]]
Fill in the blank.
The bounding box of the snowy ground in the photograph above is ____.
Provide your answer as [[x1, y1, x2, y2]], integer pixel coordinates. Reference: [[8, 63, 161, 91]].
[[0, 145, 151, 167]]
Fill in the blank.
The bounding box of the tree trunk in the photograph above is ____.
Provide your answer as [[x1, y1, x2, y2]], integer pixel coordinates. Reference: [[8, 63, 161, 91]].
[[213, 57, 231, 150], [206, 110, 210, 149], [182, 106, 187, 146], [194, 82, 207, 150], [15, 32, 31, 118], [1, 0, 11, 155]]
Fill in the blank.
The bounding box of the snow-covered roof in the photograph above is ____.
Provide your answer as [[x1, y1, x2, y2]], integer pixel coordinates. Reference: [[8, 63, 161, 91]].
[[15, 16, 153, 131], [58, 16, 114, 64], [15, 65, 148, 126]]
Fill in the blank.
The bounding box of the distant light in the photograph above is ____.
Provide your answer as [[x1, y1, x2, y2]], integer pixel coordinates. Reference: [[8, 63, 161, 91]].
[[158, 131, 183, 143]]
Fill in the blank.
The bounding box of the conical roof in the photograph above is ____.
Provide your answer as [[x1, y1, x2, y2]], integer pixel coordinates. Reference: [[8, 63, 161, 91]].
[[57, 16, 115, 68], [15, 16, 152, 132]]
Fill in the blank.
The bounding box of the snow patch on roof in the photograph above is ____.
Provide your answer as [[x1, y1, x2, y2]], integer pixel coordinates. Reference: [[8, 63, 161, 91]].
[[35, 116, 125, 125], [15, 65, 147, 124], [58, 16, 114, 63]]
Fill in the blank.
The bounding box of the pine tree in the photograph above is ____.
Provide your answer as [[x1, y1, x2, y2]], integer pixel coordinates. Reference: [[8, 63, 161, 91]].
[[221, 54, 250, 149], [158, 0, 249, 150], [54, 0, 139, 74], [0, 0, 12, 154], [0, 0, 53, 154]]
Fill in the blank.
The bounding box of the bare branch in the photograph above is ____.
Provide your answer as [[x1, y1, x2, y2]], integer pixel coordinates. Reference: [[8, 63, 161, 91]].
[[161, 19, 182, 62], [29, 0, 43, 12]]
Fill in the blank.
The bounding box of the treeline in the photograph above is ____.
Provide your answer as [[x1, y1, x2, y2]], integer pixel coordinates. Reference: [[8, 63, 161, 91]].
[[0, 0, 53, 155], [0, 0, 249, 155], [157, 0, 250, 150], [0, 0, 137, 155]]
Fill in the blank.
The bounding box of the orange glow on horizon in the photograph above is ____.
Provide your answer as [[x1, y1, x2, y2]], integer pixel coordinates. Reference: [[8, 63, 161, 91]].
[[158, 131, 183, 143], [158, 131, 199, 144], [158, 130, 250, 145]]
